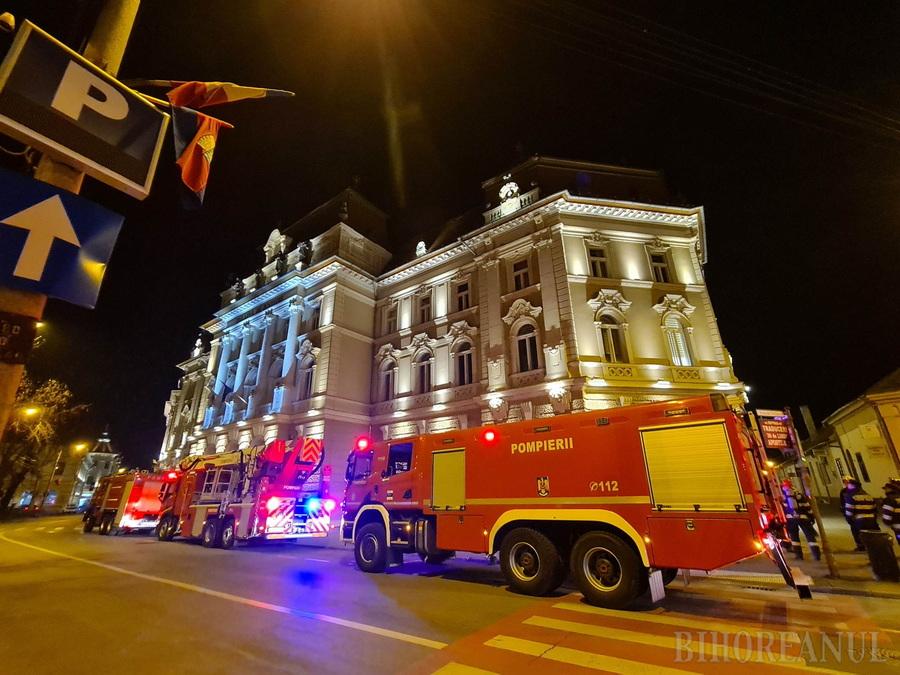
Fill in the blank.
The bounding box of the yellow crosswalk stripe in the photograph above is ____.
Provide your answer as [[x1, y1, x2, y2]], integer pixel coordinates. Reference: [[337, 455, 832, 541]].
[[431, 663, 498, 675], [553, 601, 801, 643], [524, 616, 846, 674], [485, 635, 701, 674]]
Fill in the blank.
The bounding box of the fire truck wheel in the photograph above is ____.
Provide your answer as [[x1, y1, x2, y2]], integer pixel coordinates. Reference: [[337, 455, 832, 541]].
[[157, 515, 176, 541], [220, 518, 236, 550], [571, 532, 644, 608], [82, 517, 95, 534], [499, 527, 565, 596], [201, 519, 221, 548], [355, 522, 388, 573], [98, 514, 112, 536], [661, 567, 679, 586]]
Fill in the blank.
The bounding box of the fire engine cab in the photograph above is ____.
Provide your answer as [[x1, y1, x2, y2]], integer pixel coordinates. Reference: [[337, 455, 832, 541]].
[[156, 437, 334, 549], [83, 471, 172, 535], [343, 394, 793, 608]]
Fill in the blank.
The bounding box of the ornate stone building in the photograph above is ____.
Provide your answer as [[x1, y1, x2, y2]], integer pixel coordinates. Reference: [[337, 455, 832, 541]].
[[159, 157, 745, 515]]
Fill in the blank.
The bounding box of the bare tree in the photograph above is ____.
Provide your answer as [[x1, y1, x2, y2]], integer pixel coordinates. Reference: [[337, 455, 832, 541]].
[[0, 374, 88, 515]]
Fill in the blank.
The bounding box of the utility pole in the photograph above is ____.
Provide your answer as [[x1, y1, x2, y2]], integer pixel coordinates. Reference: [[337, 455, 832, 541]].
[[0, 0, 141, 445], [786, 407, 839, 578]]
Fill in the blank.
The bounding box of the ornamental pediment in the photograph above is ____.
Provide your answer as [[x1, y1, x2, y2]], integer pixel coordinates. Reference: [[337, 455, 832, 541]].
[[652, 293, 696, 316], [588, 289, 632, 314], [447, 320, 477, 341], [502, 299, 543, 325], [376, 343, 397, 361], [409, 332, 434, 351]]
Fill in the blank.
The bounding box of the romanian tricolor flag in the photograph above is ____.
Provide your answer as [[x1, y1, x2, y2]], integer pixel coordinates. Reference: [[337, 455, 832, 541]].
[[147, 80, 294, 109], [171, 106, 232, 208]]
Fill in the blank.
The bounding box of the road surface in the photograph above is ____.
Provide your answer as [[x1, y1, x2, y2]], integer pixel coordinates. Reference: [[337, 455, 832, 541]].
[[1, 515, 897, 674]]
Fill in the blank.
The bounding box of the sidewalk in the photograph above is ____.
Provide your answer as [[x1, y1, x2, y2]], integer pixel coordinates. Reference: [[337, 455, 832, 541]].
[[692, 515, 900, 599]]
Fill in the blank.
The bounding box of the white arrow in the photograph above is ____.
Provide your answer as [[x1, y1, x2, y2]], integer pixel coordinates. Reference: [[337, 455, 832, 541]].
[[1, 195, 81, 281]]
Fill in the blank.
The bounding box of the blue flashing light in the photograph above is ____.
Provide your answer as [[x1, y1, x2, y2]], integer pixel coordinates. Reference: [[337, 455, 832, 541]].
[[306, 497, 322, 514]]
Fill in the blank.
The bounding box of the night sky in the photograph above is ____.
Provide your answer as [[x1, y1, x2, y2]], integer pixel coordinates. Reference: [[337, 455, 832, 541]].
[[4, 1, 899, 466]]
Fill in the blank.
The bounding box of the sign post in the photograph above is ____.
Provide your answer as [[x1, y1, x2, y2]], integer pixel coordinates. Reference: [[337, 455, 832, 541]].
[[0, 0, 141, 447], [757, 407, 839, 578]]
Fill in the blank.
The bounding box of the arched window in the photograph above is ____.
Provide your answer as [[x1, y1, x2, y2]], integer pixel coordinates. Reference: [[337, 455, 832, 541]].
[[297, 356, 316, 399], [663, 314, 693, 366], [414, 352, 432, 394], [516, 324, 540, 372], [596, 313, 628, 363], [454, 341, 474, 386], [379, 360, 396, 401]]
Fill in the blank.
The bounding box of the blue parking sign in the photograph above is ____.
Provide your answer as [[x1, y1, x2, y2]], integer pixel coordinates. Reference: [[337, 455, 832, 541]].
[[0, 167, 123, 308]]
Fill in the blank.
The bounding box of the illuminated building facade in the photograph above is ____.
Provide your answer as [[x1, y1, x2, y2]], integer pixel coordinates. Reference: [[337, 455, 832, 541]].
[[159, 157, 745, 525]]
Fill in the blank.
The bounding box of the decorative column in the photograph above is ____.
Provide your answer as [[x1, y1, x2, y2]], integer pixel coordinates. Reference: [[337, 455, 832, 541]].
[[281, 299, 302, 379], [232, 324, 253, 397], [213, 335, 233, 396], [251, 312, 276, 416]]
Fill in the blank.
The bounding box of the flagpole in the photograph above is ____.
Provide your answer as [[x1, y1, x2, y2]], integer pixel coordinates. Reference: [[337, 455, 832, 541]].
[[0, 0, 141, 447]]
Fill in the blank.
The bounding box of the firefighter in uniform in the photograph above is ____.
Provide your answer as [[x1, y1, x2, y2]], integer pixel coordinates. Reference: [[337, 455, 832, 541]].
[[781, 480, 820, 561], [882, 478, 900, 546], [845, 478, 879, 551]]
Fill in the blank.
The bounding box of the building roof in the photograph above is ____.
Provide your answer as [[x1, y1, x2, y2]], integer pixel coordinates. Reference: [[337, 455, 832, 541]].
[[867, 367, 900, 395], [825, 366, 900, 425]]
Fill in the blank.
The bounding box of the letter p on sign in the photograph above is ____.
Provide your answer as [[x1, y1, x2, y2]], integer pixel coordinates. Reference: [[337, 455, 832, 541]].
[[51, 61, 128, 122]]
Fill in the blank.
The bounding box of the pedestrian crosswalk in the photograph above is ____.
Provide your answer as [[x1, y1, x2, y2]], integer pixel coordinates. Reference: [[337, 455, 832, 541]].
[[417, 585, 894, 675]]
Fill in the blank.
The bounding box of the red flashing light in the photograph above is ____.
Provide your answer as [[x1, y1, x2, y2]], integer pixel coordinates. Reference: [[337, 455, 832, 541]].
[[166, 471, 178, 481], [265, 496, 282, 512], [323, 498, 337, 513], [481, 429, 497, 444], [355, 437, 371, 451]]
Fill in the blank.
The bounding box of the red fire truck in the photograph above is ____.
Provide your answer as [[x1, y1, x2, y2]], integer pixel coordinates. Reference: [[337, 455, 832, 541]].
[[156, 437, 335, 549], [83, 471, 173, 535], [343, 394, 797, 608]]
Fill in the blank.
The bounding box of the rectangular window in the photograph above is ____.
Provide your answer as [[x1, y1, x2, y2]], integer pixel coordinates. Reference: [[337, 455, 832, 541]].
[[588, 246, 609, 278], [214, 469, 233, 493], [455, 282, 470, 312], [387, 442, 414, 476], [456, 350, 473, 385], [513, 259, 531, 291], [202, 472, 216, 494], [650, 253, 671, 283], [418, 295, 432, 324], [854, 452, 871, 483], [384, 304, 397, 334]]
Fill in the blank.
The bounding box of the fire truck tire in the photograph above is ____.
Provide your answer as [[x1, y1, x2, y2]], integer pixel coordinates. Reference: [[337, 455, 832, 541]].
[[661, 568, 679, 586], [83, 517, 95, 534], [98, 514, 112, 536], [571, 532, 644, 609], [499, 527, 565, 596], [220, 517, 236, 550], [157, 515, 176, 541], [355, 522, 388, 573], [201, 519, 221, 548]]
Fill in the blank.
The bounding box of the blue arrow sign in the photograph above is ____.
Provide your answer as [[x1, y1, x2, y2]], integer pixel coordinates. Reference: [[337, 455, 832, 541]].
[[0, 167, 123, 308]]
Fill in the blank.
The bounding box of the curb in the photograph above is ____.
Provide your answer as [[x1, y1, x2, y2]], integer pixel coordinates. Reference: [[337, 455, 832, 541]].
[[690, 570, 900, 600]]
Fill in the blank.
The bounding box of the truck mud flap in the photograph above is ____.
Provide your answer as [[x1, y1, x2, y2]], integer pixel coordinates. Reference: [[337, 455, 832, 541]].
[[771, 538, 812, 599]]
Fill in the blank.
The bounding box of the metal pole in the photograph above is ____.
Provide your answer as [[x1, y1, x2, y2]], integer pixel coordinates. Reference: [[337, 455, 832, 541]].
[[38, 446, 63, 510], [0, 0, 141, 447], [786, 407, 839, 578]]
